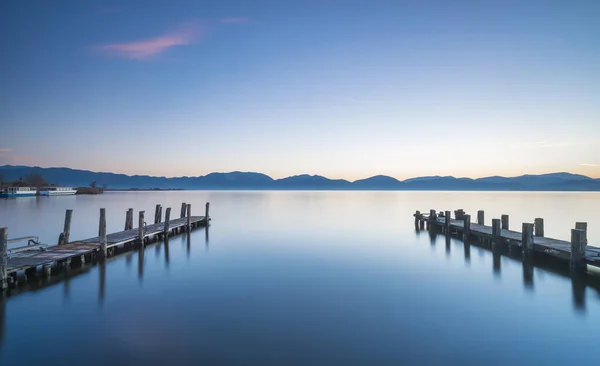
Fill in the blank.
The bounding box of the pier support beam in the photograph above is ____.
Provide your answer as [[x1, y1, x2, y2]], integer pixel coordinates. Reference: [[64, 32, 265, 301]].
[[187, 204, 192, 231], [534, 218, 544, 237], [522, 223, 534, 254], [0, 228, 7, 290], [205, 202, 210, 223], [99, 208, 107, 258], [501, 215, 509, 230], [414, 211, 421, 228], [492, 219, 501, 243], [59, 209, 73, 245], [575, 222, 587, 244], [463, 214, 471, 240], [154, 204, 162, 224], [164, 208, 171, 236], [445, 210, 451, 235], [139, 211, 145, 245], [126, 208, 134, 230], [570, 229, 587, 273], [477, 210, 484, 225]]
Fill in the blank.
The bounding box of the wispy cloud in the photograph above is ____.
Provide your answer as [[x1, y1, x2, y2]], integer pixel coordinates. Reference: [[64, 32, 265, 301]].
[[219, 17, 250, 24], [95, 23, 203, 60], [0, 148, 12, 153], [580, 163, 600, 168]]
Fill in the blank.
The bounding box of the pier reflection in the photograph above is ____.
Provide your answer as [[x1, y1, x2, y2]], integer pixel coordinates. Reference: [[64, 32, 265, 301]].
[[138, 245, 144, 282], [164, 238, 170, 267], [492, 243, 502, 277], [205, 225, 210, 252], [99, 260, 106, 306]]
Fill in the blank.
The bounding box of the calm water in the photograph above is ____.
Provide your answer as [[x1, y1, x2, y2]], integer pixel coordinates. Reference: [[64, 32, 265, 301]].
[[0, 191, 599, 365]]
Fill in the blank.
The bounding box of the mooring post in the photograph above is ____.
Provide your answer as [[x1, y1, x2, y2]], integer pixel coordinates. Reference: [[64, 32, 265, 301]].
[[139, 211, 145, 244], [99, 208, 107, 258], [414, 211, 420, 228], [444, 210, 451, 235], [0, 228, 7, 290], [463, 214, 471, 240], [570, 229, 587, 272], [60, 209, 73, 245], [428, 209, 436, 231], [164, 207, 171, 236], [187, 204, 192, 231], [154, 204, 162, 224], [522, 223, 534, 253], [477, 210, 484, 225], [124, 210, 131, 231], [534, 218, 544, 237], [128, 208, 134, 230], [180, 202, 187, 219], [492, 218, 501, 242], [575, 222, 588, 244], [501, 215, 509, 230], [205, 202, 210, 223]]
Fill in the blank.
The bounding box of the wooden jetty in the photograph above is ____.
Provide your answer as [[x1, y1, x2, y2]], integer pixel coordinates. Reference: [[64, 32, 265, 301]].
[[0, 202, 210, 290], [413, 209, 600, 272]]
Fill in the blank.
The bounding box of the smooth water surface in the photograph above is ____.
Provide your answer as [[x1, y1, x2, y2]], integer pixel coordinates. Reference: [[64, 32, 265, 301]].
[[0, 191, 599, 365]]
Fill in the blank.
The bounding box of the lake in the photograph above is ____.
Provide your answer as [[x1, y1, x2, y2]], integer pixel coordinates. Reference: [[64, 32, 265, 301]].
[[1, 191, 599, 365]]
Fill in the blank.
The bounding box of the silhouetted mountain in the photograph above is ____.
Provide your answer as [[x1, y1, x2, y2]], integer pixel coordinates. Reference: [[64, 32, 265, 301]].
[[1, 165, 599, 191], [352, 175, 403, 190]]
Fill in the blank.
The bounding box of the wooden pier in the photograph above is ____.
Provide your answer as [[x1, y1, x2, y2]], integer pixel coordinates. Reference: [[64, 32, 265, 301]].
[[0, 202, 211, 290], [414, 209, 600, 271]]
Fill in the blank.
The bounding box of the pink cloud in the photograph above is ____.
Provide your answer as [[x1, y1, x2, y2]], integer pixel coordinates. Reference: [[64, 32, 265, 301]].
[[95, 24, 203, 60], [0, 148, 12, 153], [219, 17, 250, 24]]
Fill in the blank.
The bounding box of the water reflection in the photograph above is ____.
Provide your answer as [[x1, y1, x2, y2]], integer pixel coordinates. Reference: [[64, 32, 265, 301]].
[[99, 260, 106, 307], [464, 241, 471, 264], [572, 275, 586, 313], [164, 238, 170, 267], [205, 225, 210, 252], [138, 245, 144, 282], [492, 243, 502, 277], [522, 254, 534, 290]]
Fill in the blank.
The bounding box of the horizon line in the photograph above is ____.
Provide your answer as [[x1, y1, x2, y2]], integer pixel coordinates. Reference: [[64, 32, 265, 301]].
[[0, 164, 598, 183]]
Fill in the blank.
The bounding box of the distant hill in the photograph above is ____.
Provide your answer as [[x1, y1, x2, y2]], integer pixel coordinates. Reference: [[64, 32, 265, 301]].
[[1, 165, 599, 191]]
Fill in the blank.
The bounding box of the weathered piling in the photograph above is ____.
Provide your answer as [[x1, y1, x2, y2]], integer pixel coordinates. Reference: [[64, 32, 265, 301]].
[[0, 228, 7, 290], [187, 204, 192, 231], [570, 229, 587, 272], [534, 218, 544, 237], [180, 203, 187, 218], [127, 208, 134, 230], [205, 202, 210, 223], [522, 223, 534, 253], [445, 210, 451, 235], [427, 209, 436, 230], [463, 214, 471, 240], [414, 210, 421, 227], [154, 204, 162, 224], [99, 208, 107, 258], [139, 211, 145, 244], [63, 209, 73, 245], [163, 207, 171, 236], [455, 209, 465, 221], [124, 210, 131, 231], [501, 215, 509, 230], [575, 222, 587, 244], [477, 210, 484, 225], [492, 219, 501, 242]]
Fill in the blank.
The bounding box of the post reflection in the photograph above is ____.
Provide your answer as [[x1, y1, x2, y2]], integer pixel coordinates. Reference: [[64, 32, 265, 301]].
[[99, 260, 106, 306], [571, 274, 586, 313], [155, 242, 162, 258], [464, 241, 471, 264], [186, 232, 191, 258], [164, 238, 170, 267], [522, 254, 534, 290], [0, 291, 5, 346], [445, 236, 451, 257], [205, 226, 210, 252], [492, 243, 501, 277], [138, 245, 144, 282]]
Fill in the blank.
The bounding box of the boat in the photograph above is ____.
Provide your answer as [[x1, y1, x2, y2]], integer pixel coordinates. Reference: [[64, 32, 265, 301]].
[[39, 186, 77, 196], [0, 187, 37, 197]]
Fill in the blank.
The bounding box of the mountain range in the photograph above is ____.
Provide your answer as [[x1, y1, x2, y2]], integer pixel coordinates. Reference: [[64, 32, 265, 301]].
[[1, 165, 600, 191]]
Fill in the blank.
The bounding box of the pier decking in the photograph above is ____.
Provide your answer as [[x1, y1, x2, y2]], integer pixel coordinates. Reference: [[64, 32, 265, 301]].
[[0, 202, 210, 290], [414, 209, 600, 270]]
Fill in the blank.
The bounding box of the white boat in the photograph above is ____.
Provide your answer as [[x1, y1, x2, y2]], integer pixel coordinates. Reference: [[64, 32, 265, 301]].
[[0, 187, 37, 197], [39, 187, 77, 196]]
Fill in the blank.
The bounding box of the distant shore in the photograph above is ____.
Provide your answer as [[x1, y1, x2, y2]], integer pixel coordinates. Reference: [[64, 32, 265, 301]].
[[105, 188, 184, 192]]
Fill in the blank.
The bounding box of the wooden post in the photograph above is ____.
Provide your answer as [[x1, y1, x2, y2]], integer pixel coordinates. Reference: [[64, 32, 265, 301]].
[[575, 222, 587, 244], [60, 209, 73, 245], [444, 210, 451, 235], [124, 209, 131, 231], [187, 204, 192, 231], [492, 219, 501, 242], [501, 215, 509, 230], [128, 208, 134, 230], [139, 211, 145, 244], [463, 214, 471, 240], [570, 229, 586, 272], [477, 210, 484, 225], [534, 218, 544, 237], [414, 210, 420, 228], [0, 228, 7, 290], [99, 208, 107, 258], [180, 202, 187, 218], [205, 202, 210, 223], [522, 223, 534, 253], [154, 204, 162, 224], [163, 207, 171, 236]]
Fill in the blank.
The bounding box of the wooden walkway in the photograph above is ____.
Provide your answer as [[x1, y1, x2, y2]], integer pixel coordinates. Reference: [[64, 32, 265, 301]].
[[415, 209, 600, 270]]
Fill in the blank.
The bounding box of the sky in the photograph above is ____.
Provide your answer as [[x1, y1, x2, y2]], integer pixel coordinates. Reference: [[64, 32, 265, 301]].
[[1, 0, 599, 180]]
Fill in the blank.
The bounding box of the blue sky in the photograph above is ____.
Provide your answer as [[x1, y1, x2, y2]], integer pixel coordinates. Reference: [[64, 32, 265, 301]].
[[1, 0, 599, 180]]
